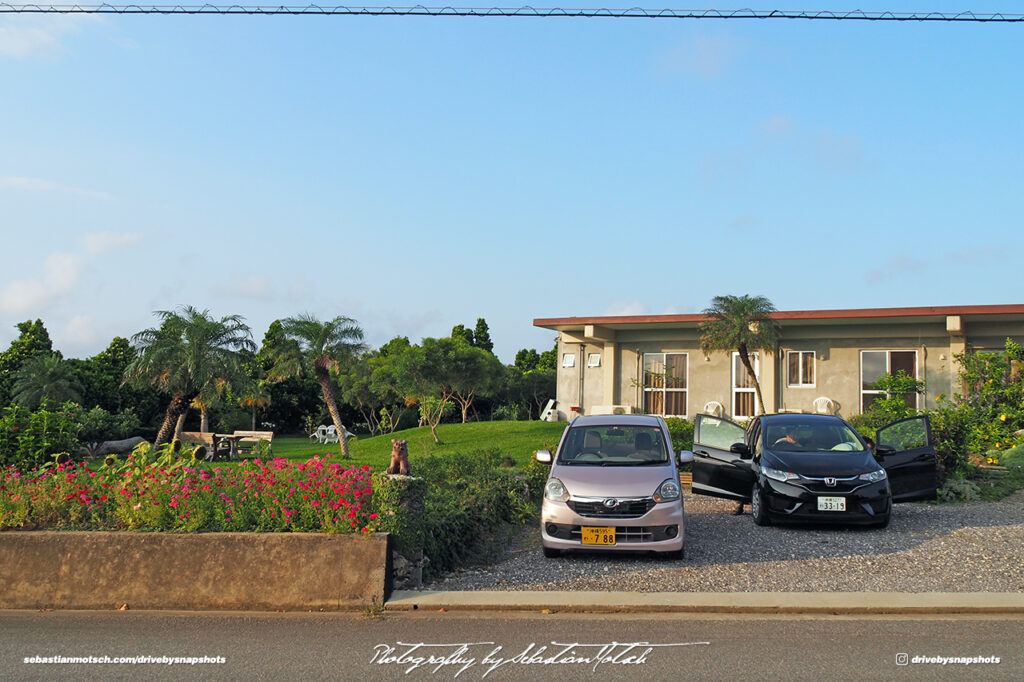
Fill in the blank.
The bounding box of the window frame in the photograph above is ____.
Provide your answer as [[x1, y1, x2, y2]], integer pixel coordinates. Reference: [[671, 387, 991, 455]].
[[642, 351, 688, 418], [859, 349, 919, 413], [731, 351, 760, 419], [786, 350, 816, 388]]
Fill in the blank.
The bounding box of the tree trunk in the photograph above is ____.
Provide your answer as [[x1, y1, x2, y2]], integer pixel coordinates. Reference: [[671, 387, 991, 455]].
[[155, 392, 194, 445], [200, 406, 210, 433], [315, 368, 350, 458], [174, 412, 187, 440], [251, 406, 257, 431], [737, 345, 766, 416]]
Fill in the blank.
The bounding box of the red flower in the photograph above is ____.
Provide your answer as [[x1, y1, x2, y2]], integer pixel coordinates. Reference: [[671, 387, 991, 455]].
[[11, 426, 17, 432]]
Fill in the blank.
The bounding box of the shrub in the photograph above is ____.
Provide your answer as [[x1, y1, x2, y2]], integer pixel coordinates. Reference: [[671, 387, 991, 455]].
[[937, 477, 982, 503], [664, 417, 694, 451], [372, 449, 543, 579], [0, 401, 80, 470]]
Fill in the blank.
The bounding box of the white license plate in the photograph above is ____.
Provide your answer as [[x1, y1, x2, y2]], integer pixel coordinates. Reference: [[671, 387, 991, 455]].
[[817, 496, 846, 512]]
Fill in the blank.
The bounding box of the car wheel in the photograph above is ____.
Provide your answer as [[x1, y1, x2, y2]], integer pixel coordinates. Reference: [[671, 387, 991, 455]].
[[873, 513, 890, 529], [751, 483, 770, 526], [542, 546, 561, 558]]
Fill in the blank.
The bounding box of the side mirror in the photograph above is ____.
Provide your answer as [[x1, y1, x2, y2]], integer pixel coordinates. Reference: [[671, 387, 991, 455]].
[[874, 444, 896, 457], [535, 449, 553, 464], [678, 450, 694, 465], [729, 442, 751, 459]]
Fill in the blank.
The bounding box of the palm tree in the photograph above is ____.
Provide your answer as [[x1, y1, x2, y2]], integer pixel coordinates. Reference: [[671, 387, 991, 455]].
[[266, 314, 365, 458], [238, 379, 272, 431], [11, 353, 83, 409], [123, 306, 255, 445], [698, 294, 781, 417]]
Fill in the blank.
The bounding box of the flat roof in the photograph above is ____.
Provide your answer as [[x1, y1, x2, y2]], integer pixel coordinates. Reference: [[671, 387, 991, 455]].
[[534, 304, 1024, 331]]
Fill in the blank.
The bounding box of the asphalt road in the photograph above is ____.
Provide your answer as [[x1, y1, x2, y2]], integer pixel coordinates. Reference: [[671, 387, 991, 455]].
[[3, 610, 1022, 681]]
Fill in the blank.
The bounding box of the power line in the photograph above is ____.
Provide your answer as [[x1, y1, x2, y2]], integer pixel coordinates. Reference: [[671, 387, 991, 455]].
[[1, 5, 1022, 21]]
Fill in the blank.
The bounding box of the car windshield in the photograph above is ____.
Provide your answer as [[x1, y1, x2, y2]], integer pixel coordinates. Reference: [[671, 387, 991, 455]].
[[558, 424, 668, 465], [764, 419, 866, 453]]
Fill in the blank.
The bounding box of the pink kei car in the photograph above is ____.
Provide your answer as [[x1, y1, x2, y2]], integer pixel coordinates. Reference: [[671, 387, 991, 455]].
[[536, 415, 691, 559]]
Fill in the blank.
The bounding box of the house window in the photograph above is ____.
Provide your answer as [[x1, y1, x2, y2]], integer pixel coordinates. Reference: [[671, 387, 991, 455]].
[[643, 353, 687, 417], [562, 353, 575, 368], [587, 353, 601, 368], [732, 351, 759, 418], [860, 350, 918, 413], [787, 351, 815, 387]]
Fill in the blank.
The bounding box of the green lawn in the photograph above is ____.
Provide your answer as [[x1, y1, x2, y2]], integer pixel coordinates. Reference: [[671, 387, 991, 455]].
[[240, 421, 566, 470]]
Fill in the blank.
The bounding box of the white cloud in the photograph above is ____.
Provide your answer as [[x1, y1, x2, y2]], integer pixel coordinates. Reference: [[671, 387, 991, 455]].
[[62, 314, 99, 349], [82, 231, 142, 254], [0, 176, 113, 200], [660, 32, 748, 80], [0, 252, 85, 315], [0, 16, 92, 59], [214, 274, 274, 301], [604, 301, 650, 316]]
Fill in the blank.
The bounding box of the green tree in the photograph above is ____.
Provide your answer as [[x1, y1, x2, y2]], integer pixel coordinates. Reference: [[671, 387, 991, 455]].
[[451, 324, 474, 346], [514, 348, 540, 372], [698, 294, 780, 416], [124, 306, 255, 445], [374, 337, 459, 443], [473, 318, 494, 353], [11, 354, 83, 409], [264, 314, 365, 457], [0, 319, 54, 407], [447, 338, 505, 422]]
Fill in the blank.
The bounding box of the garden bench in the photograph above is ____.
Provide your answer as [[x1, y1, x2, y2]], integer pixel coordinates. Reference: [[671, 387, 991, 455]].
[[180, 431, 231, 460], [232, 430, 274, 457]]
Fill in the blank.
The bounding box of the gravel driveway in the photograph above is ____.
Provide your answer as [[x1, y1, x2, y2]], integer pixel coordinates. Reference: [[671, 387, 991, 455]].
[[421, 490, 1024, 593]]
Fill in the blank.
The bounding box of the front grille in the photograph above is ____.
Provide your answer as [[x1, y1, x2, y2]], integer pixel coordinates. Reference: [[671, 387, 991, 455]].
[[798, 475, 864, 494], [568, 498, 656, 518], [571, 526, 655, 542]]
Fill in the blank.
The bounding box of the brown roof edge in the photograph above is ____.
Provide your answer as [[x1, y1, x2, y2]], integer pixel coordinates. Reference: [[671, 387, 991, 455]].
[[534, 304, 1024, 328]]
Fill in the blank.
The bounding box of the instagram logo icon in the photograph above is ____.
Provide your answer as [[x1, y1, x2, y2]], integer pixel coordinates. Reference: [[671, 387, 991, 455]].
[[896, 653, 909, 666]]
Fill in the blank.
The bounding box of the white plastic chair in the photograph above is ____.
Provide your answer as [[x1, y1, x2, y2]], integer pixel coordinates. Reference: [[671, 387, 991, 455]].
[[322, 425, 340, 443], [813, 397, 838, 415], [309, 425, 329, 443], [703, 401, 724, 417]]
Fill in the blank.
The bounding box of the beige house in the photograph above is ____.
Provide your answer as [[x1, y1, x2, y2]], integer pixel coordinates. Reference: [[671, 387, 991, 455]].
[[534, 305, 1024, 422]]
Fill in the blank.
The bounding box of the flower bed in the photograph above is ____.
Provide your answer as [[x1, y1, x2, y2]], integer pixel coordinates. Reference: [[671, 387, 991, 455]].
[[0, 450, 378, 533]]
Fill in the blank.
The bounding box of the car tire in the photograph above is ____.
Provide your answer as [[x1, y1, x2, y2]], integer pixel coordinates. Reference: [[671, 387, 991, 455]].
[[873, 513, 890, 529], [751, 483, 771, 526], [664, 546, 684, 561], [542, 546, 561, 558]]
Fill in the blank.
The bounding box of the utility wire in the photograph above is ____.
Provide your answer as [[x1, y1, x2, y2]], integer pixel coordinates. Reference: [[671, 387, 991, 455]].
[[0, 5, 1022, 21]]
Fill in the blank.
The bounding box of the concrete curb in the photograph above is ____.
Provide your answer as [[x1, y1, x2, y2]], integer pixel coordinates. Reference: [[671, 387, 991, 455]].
[[385, 591, 1024, 615]]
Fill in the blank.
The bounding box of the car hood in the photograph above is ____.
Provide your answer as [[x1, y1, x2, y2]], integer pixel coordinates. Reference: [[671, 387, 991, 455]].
[[762, 449, 879, 477], [551, 463, 676, 498]]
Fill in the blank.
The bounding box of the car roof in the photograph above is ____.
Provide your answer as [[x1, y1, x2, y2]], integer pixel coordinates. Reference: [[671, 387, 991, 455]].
[[759, 413, 848, 424], [568, 415, 664, 427]]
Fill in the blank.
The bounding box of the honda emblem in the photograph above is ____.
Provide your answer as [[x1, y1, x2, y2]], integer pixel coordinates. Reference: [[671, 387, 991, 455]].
[[824, 477, 837, 487]]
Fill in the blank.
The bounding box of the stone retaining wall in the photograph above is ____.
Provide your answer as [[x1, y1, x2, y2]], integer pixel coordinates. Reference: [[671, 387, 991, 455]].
[[0, 532, 391, 611]]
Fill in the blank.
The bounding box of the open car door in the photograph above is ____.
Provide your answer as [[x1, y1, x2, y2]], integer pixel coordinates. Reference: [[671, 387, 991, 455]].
[[875, 415, 938, 502], [692, 414, 755, 502]]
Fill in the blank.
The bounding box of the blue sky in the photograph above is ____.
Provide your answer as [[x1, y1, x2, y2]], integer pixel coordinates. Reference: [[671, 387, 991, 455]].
[[1, 3, 1022, 363]]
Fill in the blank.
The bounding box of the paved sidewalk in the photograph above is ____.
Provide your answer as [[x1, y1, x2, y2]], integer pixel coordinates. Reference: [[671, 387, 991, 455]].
[[386, 590, 1024, 615]]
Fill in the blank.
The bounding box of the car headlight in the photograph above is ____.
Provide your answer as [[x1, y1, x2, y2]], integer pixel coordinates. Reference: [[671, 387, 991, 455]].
[[544, 478, 569, 502], [761, 465, 799, 482], [859, 469, 888, 482], [653, 478, 681, 502]]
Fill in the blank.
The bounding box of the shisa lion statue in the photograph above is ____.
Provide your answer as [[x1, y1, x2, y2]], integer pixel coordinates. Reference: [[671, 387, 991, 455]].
[[385, 438, 410, 475]]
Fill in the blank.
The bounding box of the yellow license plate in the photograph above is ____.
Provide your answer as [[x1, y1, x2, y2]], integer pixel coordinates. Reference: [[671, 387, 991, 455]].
[[581, 527, 616, 545]]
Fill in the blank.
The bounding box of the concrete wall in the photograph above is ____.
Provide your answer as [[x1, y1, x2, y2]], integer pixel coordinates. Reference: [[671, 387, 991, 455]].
[[0, 532, 391, 611]]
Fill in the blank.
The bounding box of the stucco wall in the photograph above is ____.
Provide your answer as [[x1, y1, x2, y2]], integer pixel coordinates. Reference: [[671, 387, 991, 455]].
[[0, 532, 391, 611]]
